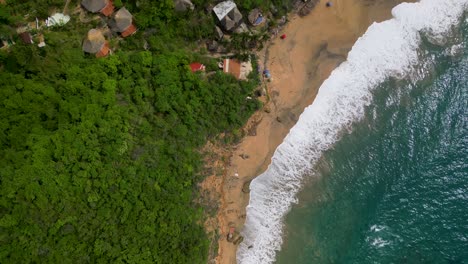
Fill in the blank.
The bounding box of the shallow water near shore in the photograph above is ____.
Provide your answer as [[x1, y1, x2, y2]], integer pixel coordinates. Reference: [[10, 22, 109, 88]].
[[238, 1, 468, 263], [276, 14, 468, 264]]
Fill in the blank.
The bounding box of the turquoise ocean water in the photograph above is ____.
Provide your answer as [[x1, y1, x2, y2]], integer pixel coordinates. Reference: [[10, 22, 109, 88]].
[[276, 11, 468, 264], [237, 2, 467, 263]]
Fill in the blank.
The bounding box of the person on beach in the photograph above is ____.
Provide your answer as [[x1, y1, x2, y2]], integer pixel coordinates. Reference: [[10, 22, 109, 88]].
[[326, 2, 332, 7]]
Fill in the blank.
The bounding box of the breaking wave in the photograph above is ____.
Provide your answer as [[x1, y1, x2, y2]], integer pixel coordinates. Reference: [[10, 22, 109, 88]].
[[237, 1, 468, 263]]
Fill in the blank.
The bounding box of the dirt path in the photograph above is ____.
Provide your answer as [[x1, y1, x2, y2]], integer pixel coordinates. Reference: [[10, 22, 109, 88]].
[[63, 0, 72, 14]]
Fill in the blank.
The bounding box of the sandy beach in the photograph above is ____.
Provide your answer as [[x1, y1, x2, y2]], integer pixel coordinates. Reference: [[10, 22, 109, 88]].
[[200, 1, 414, 263]]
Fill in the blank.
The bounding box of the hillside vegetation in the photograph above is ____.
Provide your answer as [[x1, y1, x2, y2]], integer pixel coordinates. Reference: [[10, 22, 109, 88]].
[[0, 0, 295, 263]]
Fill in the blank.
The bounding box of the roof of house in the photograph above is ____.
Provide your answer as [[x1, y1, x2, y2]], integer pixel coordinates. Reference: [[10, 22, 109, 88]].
[[18, 32, 33, 44], [230, 7, 242, 22], [213, 1, 236, 21], [112, 7, 133, 32], [121, 23, 137, 37], [223, 59, 252, 80], [222, 16, 236, 31], [223, 59, 241, 79], [95, 41, 110, 58], [190, 62, 205, 72], [81, 0, 107, 13], [82, 29, 106, 53], [100, 0, 114, 16]]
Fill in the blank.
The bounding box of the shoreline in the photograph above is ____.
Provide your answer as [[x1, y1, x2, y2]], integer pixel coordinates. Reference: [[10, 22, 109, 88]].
[[200, 1, 414, 263]]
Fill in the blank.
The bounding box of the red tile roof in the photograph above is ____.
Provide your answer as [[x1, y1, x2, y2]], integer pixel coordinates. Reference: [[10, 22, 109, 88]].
[[190, 62, 206, 72], [222, 59, 241, 79], [121, 23, 137, 37], [95, 41, 110, 58], [100, 0, 114, 16]]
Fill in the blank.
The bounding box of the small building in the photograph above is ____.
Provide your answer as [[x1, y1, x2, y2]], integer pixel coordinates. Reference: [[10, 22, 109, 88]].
[[213, 1, 243, 32], [18, 32, 33, 44], [189, 62, 206, 72], [221, 58, 252, 80], [110, 7, 137, 38], [82, 29, 110, 58], [81, 0, 114, 16]]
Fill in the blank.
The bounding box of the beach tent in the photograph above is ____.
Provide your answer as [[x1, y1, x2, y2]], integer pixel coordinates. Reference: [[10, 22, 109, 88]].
[[46, 13, 70, 27]]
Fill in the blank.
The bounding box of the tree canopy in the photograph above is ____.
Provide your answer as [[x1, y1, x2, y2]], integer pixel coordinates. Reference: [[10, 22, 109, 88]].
[[0, 0, 269, 263]]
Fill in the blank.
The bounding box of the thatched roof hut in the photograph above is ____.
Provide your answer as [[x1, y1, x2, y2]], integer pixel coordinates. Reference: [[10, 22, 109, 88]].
[[82, 29, 109, 57], [82, 0, 106, 12], [81, 0, 114, 16], [110, 7, 137, 37]]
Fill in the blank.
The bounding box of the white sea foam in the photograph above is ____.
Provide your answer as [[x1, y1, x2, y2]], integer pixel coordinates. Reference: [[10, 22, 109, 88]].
[[370, 237, 391, 248], [370, 225, 386, 232], [237, 1, 468, 263]]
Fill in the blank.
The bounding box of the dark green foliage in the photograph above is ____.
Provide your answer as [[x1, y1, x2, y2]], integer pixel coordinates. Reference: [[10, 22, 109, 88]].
[[0, 1, 265, 263], [2, 0, 65, 19], [0, 31, 259, 264], [0, 50, 259, 263]]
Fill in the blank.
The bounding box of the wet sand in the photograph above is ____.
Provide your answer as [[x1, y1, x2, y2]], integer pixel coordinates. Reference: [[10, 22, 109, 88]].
[[201, 1, 414, 263]]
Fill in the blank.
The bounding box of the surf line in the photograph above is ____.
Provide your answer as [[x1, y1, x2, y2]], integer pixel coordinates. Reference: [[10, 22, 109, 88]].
[[237, 1, 468, 263]]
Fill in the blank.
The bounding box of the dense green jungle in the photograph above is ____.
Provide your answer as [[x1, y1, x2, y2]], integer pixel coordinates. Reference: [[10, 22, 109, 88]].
[[0, 0, 293, 262]]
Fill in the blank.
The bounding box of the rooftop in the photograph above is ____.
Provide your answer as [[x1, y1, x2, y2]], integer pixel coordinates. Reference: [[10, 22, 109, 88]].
[[112, 7, 133, 32], [213, 1, 236, 21], [81, 0, 107, 13], [82, 29, 106, 53]]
